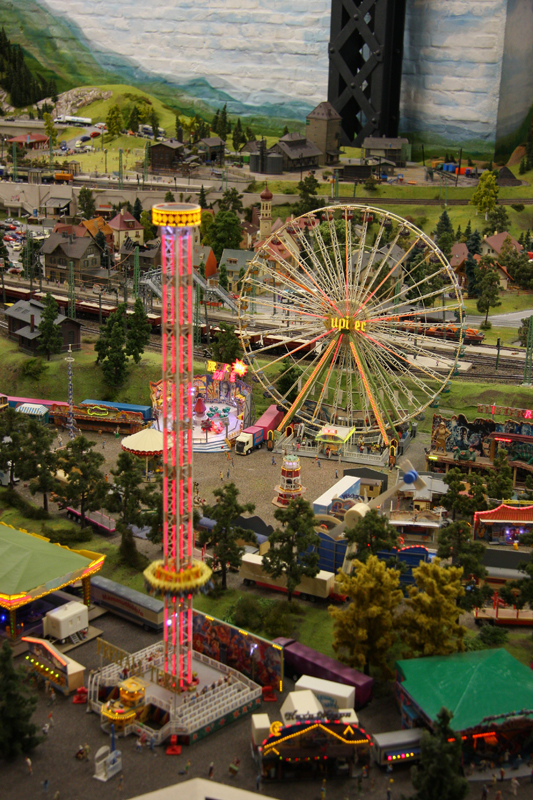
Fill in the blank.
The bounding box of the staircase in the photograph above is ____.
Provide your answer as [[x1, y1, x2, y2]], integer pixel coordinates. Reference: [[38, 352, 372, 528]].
[[141, 269, 238, 313]]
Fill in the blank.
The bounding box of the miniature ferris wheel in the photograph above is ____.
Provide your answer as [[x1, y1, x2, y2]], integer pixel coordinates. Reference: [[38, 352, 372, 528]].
[[237, 204, 464, 443]]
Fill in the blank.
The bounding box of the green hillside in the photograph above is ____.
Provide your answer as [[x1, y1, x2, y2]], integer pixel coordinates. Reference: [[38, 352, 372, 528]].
[[1, 0, 117, 93]]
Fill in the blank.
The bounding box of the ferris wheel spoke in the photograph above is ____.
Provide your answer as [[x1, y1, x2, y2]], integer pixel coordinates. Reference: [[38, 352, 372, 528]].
[[359, 336, 423, 413], [360, 328, 448, 385], [355, 235, 423, 315], [309, 335, 343, 422], [348, 338, 390, 444], [276, 337, 339, 430], [353, 217, 387, 305]]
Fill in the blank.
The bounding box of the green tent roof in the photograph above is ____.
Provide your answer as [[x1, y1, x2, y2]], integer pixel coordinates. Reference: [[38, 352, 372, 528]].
[[396, 649, 533, 732], [0, 524, 93, 602]]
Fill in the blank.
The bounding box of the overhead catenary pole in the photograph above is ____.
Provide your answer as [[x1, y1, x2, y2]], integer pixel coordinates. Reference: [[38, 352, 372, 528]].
[[133, 246, 140, 299], [68, 260, 76, 319]]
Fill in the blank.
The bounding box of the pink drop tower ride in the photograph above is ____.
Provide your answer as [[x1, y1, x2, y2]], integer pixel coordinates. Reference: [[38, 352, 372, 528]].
[[144, 203, 212, 688]]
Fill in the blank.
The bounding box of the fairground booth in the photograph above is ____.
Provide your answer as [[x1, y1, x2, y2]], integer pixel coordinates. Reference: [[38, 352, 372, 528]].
[[474, 504, 533, 544], [252, 689, 371, 781], [396, 650, 533, 765], [427, 406, 533, 490], [0, 523, 104, 639], [150, 360, 253, 453]]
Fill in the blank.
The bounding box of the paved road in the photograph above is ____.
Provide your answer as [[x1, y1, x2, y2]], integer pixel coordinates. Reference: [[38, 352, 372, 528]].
[[465, 310, 533, 329]]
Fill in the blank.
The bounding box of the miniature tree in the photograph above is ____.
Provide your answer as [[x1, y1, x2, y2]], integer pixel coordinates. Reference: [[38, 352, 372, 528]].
[[485, 450, 513, 503], [18, 419, 58, 512], [164, 190, 175, 203], [106, 104, 124, 137], [437, 520, 492, 611], [210, 322, 242, 364], [398, 559, 466, 657], [132, 197, 143, 222], [476, 263, 501, 325], [219, 188, 244, 215], [0, 232, 9, 265], [470, 170, 499, 219], [410, 707, 469, 800], [0, 408, 29, 488], [199, 482, 255, 590], [60, 436, 107, 527], [343, 509, 399, 563], [126, 298, 151, 364], [199, 185, 207, 208], [43, 112, 58, 146], [36, 293, 63, 362], [262, 498, 320, 603], [0, 641, 42, 760], [218, 263, 229, 291], [128, 105, 140, 133], [202, 210, 242, 261], [276, 358, 303, 403], [500, 548, 533, 610], [329, 556, 403, 676], [441, 468, 487, 520], [106, 451, 155, 568], [95, 305, 129, 386], [295, 174, 322, 214], [78, 186, 96, 219]]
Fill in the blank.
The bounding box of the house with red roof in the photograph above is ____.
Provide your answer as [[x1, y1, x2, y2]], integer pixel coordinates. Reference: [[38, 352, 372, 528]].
[[474, 503, 533, 545], [8, 132, 49, 151], [473, 253, 513, 290], [108, 208, 144, 249], [480, 231, 522, 259]]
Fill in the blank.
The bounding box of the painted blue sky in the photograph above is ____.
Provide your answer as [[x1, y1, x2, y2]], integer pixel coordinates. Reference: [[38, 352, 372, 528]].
[[41, 0, 332, 108]]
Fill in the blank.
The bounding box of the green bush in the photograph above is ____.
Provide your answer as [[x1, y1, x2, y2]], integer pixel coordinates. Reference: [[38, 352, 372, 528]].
[[40, 522, 93, 546], [511, 203, 525, 213], [480, 321, 492, 330], [4, 488, 49, 519], [478, 623, 509, 647], [263, 600, 293, 639], [232, 595, 264, 632], [20, 358, 48, 380]]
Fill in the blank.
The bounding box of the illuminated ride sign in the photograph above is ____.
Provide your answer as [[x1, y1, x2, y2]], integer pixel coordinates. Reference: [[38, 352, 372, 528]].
[[207, 359, 248, 383], [326, 316, 367, 332], [478, 404, 533, 420]]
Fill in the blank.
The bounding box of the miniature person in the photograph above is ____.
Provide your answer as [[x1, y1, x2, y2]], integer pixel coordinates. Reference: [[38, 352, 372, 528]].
[[48, 711, 54, 727], [510, 777, 519, 796], [83, 743, 90, 761], [220, 470, 224, 481], [136, 739, 142, 753], [185, 759, 191, 772], [226, 467, 230, 479], [53, 793, 60, 800], [499, 767, 505, 782], [481, 785, 488, 800], [208, 762, 214, 779], [25, 757, 32, 775], [42, 723, 50, 736], [335, 469, 338, 479], [271, 456, 276, 465], [118, 775, 124, 794], [494, 792, 502, 800], [317, 459, 321, 468], [320, 779, 326, 800], [42, 779, 49, 793]]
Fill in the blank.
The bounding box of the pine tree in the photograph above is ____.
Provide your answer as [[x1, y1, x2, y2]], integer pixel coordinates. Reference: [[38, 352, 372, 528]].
[[78, 186, 96, 219], [464, 219, 472, 239], [218, 263, 229, 291], [466, 229, 481, 255], [132, 197, 143, 222], [106, 451, 154, 568], [95, 305, 129, 385], [0, 408, 29, 488], [199, 184, 207, 208], [343, 509, 399, 562], [526, 127, 533, 171], [329, 556, 403, 676], [464, 253, 479, 297], [437, 519, 492, 611], [282, 125, 289, 136], [199, 483, 255, 589], [519, 157, 527, 175], [128, 105, 140, 133], [486, 449, 514, 503], [60, 436, 107, 528], [211, 110, 220, 135], [0, 640, 42, 759], [37, 293, 62, 361], [411, 708, 469, 800], [126, 298, 151, 364], [211, 322, 242, 363], [262, 498, 320, 603], [150, 108, 160, 138], [218, 103, 228, 141], [18, 419, 58, 512], [476, 263, 501, 324], [399, 559, 466, 657]]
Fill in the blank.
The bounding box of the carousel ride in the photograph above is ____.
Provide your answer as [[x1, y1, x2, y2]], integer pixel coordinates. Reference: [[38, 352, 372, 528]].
[[237, 205, 464, 447]]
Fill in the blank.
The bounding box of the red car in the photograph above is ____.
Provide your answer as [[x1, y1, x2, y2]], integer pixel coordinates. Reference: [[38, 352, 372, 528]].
[[90, 130, 100, 138], [3, 235, 15, 242]]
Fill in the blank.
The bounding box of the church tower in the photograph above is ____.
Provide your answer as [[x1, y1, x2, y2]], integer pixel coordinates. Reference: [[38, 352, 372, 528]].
[[259, 183, 272, 241]]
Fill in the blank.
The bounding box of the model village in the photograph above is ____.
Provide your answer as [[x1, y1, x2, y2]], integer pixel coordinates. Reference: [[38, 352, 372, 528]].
[[0, 195, 532, 800], [3, 7, 533, 799]]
